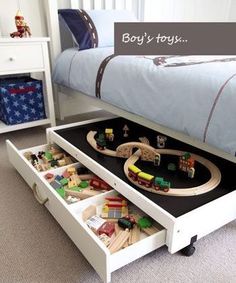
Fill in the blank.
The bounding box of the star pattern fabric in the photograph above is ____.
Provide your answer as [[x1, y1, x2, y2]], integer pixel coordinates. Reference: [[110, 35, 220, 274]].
[[0, 78, 46, 125]]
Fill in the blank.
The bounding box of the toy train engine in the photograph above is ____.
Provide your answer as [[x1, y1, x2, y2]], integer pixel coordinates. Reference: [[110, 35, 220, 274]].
[[96, 133, 107, 150], [179, 152, 195, 178], [154, 177, 171, 192]]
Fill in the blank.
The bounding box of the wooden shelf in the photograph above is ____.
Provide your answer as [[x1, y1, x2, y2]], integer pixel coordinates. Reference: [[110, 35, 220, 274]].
[[0, 119, 51, 134]]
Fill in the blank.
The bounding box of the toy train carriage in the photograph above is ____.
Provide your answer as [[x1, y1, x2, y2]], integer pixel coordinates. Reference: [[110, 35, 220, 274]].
[[137, 172, 154, 188], [90, 177, 111, 191], [128, 165, 141, 181], [154, 177, 171, 192]]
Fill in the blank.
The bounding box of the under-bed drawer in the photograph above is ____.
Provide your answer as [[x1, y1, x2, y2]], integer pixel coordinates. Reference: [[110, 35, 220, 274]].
[[6, 140, 166, 283], [68, 191, 166, 283]]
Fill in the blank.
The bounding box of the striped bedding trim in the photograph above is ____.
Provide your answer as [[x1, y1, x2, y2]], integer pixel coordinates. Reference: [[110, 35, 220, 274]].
[[78, 9, 98, 48], [203, 73, 236, 142], [95, 55, 117, 98]]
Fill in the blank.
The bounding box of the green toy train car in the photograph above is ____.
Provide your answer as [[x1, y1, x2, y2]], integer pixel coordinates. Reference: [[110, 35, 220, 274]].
[[153, 177, 171, 192]]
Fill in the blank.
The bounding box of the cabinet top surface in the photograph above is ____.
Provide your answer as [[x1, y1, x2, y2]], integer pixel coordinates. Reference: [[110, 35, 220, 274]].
[[0, 37, 50, 44]]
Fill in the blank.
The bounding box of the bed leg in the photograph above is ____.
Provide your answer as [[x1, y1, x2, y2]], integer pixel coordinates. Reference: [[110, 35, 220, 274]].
[[55, 90, 65, 120]]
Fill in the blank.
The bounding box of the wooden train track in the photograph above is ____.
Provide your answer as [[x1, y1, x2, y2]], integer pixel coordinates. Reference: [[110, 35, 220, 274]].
[[87, 131, 221, 197]]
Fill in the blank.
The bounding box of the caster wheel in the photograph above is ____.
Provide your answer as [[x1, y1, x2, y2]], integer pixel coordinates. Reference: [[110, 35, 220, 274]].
[[181, 244, 196, 256]]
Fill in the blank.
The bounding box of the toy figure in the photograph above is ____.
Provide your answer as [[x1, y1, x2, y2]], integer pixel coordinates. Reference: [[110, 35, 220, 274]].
[[154, 154, 161, 166], [156, 135, 167, 148], [123, 124, 129, 137], [105, 128, 114, 141], [10, 10, 31, 38]]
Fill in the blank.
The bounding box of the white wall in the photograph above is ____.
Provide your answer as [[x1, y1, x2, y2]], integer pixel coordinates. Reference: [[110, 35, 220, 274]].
[[0, 0, 235, 37], [144, 0, 232, 21], [229, 0, 236, 21]]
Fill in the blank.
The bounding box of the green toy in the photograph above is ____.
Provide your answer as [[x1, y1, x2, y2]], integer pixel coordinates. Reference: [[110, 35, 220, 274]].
[[168, 163, 176, 171], [56, 188, 65, 198], [137, 217, 153, 229], [79, 180, 89, 188], [60, 178, 68, 186], [69, 186, 83, 192]]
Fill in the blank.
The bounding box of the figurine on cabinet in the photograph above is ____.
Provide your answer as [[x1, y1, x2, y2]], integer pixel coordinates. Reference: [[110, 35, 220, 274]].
[[10, 10, 31, 38]]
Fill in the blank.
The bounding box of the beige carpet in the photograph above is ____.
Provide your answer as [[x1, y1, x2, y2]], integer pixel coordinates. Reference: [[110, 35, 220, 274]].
[[0, 114, 236, 283]]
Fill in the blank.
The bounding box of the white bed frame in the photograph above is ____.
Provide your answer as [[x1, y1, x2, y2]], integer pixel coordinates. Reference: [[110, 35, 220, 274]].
[[44, 0, 236, 163]]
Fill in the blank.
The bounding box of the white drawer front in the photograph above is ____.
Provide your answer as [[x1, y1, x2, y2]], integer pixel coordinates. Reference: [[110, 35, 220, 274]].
[[70, 192, 166, 282], [0, 44, 44, 73], [6, 140, 167, 283]]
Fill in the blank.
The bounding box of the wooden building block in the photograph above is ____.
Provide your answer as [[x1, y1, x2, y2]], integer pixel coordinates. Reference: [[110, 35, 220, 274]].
[[52, 152, 64, 160], [64, 155, 74, 165], [115, 223, 122, 235], [62, 170, 70, 178], [68, 180, 77, 188], [79, 174, 95, 180], [141, 226, 159, 236], [57, 159, 66, 167], [23, 151, 33, 160], [70, 174, 81, 185], [82, 205, 97, 222], [129, 225, 141, 245], [65, 190, 90, 200]]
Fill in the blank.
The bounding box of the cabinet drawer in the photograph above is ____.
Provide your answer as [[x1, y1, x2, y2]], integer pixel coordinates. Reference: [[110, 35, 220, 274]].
[[6, 140, 166, 283], [0, 44, 44, 73]]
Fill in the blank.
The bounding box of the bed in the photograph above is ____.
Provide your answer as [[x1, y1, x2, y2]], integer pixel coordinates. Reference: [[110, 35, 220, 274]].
[[45, 0, 236, 163]]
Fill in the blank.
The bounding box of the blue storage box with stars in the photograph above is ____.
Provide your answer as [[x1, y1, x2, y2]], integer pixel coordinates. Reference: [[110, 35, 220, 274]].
[[0, 77, 46, 125]]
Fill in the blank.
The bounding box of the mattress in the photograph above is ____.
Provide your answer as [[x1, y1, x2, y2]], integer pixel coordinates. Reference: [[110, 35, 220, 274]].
[[53, 47, 236, 156]]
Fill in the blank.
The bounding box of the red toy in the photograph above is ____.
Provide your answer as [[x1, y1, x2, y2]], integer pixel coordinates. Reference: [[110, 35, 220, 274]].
[[45, 173, 54, 180], [98, 222, 115, 237], [90, 177, 111, 191]]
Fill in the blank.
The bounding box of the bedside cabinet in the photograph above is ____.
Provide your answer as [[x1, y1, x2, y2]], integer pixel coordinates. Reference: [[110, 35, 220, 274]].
[[0, 37, 56, 133]]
